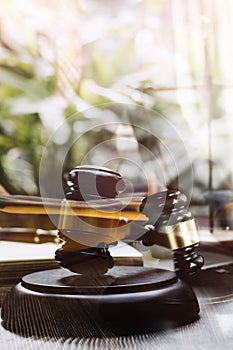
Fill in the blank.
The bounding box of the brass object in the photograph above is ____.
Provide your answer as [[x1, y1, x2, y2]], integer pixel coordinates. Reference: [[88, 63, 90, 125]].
[[161, 218, 199, 250], [216, 202, 233, 230]]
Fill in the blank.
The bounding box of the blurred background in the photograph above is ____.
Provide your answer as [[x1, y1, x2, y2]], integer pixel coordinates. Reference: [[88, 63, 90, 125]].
[[0, 0, 232, 212]]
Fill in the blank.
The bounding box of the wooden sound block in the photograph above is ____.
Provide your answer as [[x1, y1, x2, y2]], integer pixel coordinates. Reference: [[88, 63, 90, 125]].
[[1, 267, 199, 338]]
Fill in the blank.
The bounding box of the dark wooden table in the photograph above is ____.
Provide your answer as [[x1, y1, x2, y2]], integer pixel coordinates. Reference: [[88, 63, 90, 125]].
[[1, 238, 233, 349], [1, 294, 233, 349]]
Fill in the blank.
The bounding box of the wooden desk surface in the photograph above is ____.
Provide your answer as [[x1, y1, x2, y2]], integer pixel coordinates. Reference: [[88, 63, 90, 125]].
[[1, 297, 233, 350], [0, 237, 233, 349]]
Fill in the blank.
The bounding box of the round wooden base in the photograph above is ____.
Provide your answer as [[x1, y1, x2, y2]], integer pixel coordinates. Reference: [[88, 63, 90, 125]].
[[1, 266, 199, 337]]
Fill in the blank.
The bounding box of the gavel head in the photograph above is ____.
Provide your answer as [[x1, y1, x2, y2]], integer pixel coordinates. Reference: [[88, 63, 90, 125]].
[[65, 165, 126, 201]]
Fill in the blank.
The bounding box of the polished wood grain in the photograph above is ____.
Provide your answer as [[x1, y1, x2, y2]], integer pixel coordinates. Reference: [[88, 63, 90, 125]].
[[1, 295, 233, 349], [0, 239, 233, 349]]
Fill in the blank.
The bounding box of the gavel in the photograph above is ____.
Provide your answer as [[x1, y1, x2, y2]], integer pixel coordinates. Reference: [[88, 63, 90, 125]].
[[56, 165, 203, 279], [1, 165, 204, 337]]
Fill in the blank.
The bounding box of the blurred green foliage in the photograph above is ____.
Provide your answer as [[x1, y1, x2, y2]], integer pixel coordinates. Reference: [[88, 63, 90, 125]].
[[1, 0, 231, 200], [0, 1, 170, 195]]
